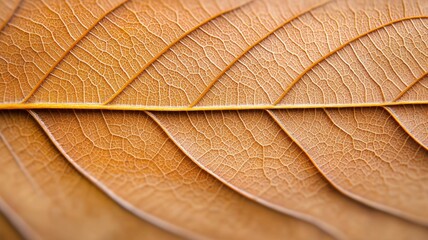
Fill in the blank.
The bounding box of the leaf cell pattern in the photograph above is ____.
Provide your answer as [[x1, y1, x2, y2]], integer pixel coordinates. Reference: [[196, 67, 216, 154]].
[[0, 0, 427, 239]]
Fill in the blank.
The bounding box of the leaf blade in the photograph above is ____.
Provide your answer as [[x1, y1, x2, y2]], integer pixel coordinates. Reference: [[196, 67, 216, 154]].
[[151, 109, 428, 239], [33, 109, 331, 240], [270, 107, 428, 225], [0, 110, 177, 240]]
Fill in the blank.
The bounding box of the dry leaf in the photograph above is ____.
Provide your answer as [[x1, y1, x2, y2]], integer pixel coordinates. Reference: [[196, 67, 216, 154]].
[[0, 0, 427, 239], [31, 110, 329, 240], [150, 109, 428, 239], [0, 204, 22, 240], [0, 110, 178, 239]]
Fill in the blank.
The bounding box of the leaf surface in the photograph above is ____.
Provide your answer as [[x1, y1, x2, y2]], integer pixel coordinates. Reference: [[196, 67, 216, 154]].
[[270, 107, 428, 224], [0, 0, 20, 31], [0, 0, 426, 110], [151, 110, 428, 239], [0, 205, 23, 240], [0, 0, 427, 239], [32, 109, 330, 240], [387, 105, 428, 149], [0, 110, 178, 240]]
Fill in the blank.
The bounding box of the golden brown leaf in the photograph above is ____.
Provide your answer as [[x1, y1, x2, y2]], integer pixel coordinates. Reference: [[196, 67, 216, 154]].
[[387, 105, 428, 149], [32, 110, 330, 240], [0, 0, 427, 239], [150, 110, 428, 239], [270, 108, 428, 224], [0, 203, 25, 240], [0, 0, 425, 110], [0, 0, 20, 31], [0, 111, 178, 240]]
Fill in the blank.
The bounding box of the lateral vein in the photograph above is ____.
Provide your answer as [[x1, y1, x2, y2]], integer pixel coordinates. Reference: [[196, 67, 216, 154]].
[[103, 0, 253, 105], [273, 16, 428, 105], [189, 0, 333, 107]]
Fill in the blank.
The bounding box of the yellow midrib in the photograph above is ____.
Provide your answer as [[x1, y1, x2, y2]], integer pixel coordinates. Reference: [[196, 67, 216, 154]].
[[0, 101, 427, 112]]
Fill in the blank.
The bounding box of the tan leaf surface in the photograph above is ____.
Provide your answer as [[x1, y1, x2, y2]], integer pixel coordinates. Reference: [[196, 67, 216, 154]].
[[32, 110, 330, 240], [0, 0, 425, 109], [387, 105, 428, 149], [270, 108, 428, 224], [0, 110, 178, 240], [0, 0, 131, 102], [150, 110, 428, 239], [0, 0, 20, 31], [0, 0, 427, 239], [0, 0, 248, 103], [0, 205, 23, 240]]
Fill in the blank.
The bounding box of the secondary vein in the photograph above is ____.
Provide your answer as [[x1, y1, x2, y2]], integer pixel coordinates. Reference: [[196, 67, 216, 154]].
[[273, 16, 428, 105]]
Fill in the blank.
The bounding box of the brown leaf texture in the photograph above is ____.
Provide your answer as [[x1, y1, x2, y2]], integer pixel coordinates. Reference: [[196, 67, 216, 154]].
[[32, 110, 330, 240], [150, 110, 428, 239], [0, 205, 22, 240], [0, 111, 178, 239], [0, 0, 427, 239]]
